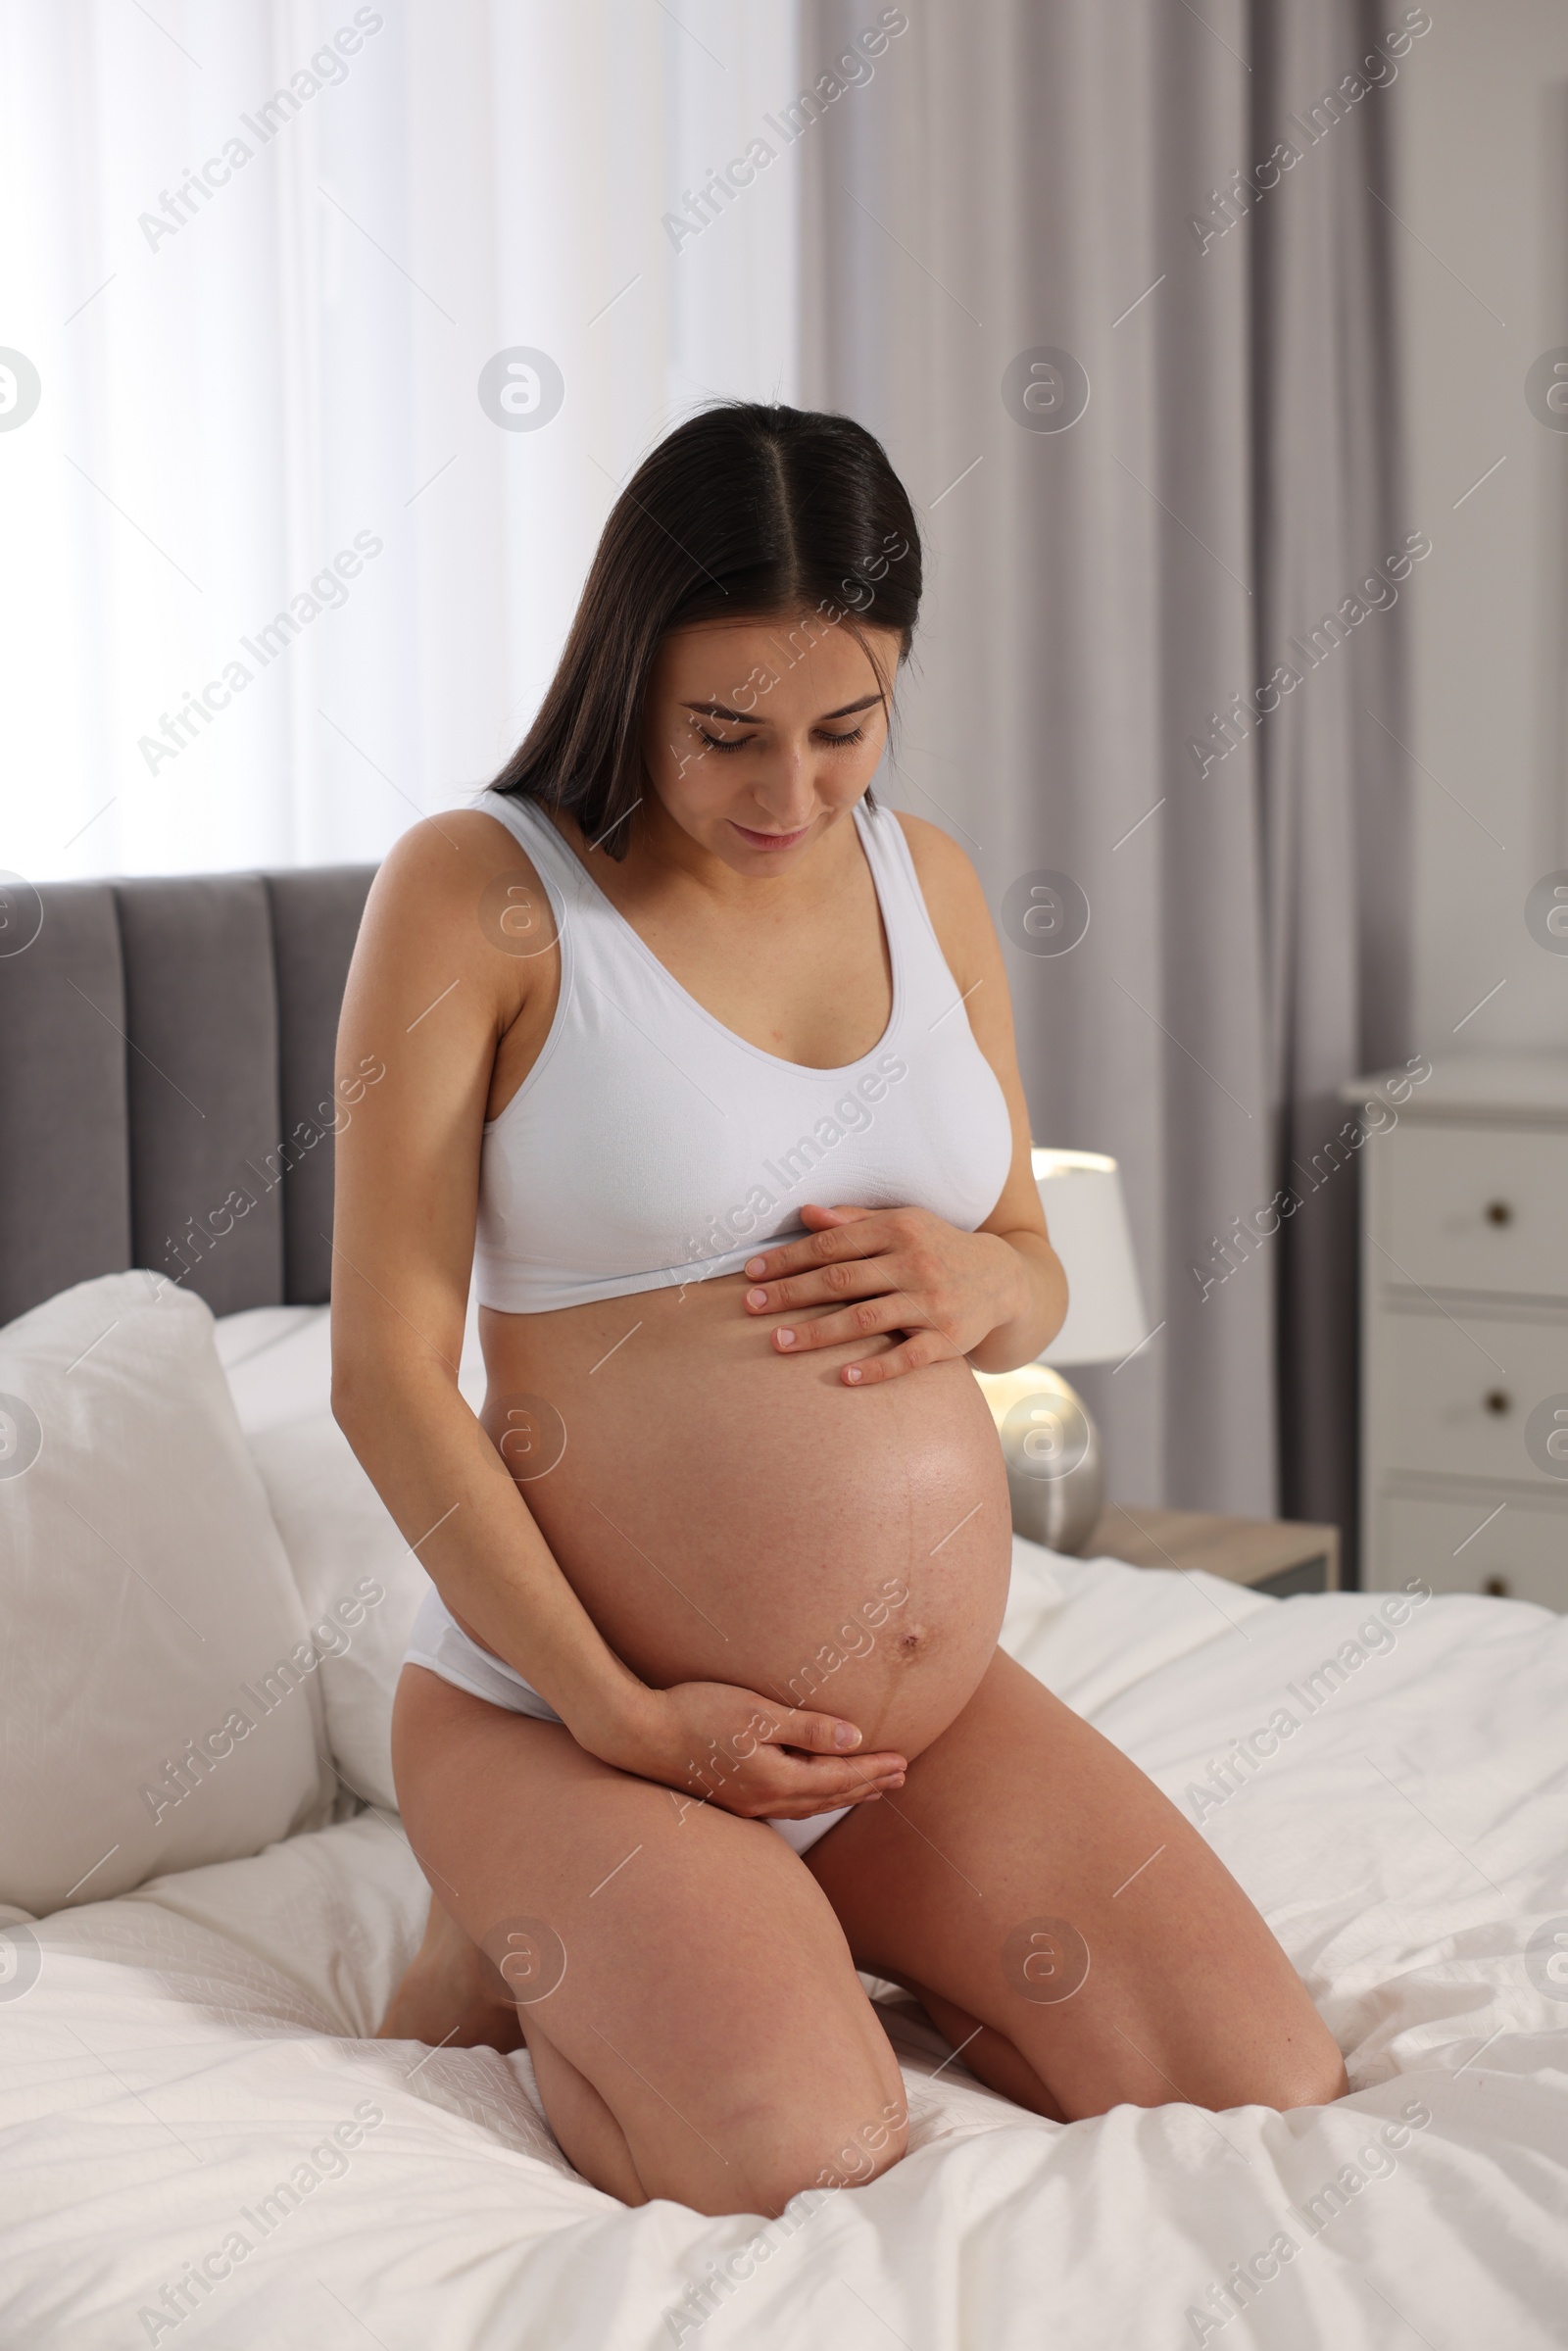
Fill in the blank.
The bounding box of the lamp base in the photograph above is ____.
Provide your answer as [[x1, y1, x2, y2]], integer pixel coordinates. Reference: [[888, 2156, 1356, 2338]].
[[989, 1366, 1105, 1556]]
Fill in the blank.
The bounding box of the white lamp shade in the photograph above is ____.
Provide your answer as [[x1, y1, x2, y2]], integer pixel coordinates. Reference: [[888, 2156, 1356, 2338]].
[[1031, 1148, 1149, 1367]]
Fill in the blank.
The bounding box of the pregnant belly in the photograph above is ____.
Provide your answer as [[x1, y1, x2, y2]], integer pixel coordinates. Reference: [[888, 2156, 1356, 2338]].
[[466, 1272, 1013, 1760]]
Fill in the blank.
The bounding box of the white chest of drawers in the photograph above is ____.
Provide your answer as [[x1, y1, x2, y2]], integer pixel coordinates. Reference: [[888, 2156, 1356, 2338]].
[[1343, 1055, 1568, 1610]]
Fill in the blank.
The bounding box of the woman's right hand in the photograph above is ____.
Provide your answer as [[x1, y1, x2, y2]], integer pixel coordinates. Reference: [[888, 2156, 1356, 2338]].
[[591, 1680, 907, 1824]]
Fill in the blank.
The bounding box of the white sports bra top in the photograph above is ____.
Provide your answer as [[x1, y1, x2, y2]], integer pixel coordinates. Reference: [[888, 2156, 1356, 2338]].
[[470, 789, 1014, 1313]]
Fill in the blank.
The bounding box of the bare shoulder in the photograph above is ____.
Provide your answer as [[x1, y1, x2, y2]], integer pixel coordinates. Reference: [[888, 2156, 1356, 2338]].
[[888, 807, 997, 981], [349, 806, 556, 1032], [884, 806, 1028, 1163], [890, 806, 988, 912], [364, 806, 556, 944], [370, 805, 545, 902]]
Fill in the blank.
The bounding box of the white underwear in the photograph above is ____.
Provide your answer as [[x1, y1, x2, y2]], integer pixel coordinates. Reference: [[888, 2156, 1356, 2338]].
[[404, 1586, 853, 1858]]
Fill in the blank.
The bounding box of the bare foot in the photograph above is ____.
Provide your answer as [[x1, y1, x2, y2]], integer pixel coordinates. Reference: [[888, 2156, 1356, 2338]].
[[376, 1893, 524, 2054]]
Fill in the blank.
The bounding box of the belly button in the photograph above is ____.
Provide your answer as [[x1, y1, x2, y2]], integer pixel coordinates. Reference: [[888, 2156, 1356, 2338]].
[[894, 1621, 930, 1661]]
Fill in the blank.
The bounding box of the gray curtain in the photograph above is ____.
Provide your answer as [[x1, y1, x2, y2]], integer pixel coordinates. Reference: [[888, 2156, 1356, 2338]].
[[798, 0, 1413, 1568]]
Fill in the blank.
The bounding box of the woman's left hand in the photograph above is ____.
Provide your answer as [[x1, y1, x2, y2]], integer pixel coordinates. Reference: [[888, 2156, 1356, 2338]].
[[741, 1201, 1028, 1386]]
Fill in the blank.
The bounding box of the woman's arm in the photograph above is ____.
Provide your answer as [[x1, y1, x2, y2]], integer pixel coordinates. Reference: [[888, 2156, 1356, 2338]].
[[330, 813, 907, 1816], [741, 811, 1069, 1381], [330, 812, 655, 1754], [906, 810, 1067, 1371]]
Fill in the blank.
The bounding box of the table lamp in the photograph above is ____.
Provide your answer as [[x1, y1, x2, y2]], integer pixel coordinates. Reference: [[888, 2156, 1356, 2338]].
[[974, 1149, 1150, 1554]]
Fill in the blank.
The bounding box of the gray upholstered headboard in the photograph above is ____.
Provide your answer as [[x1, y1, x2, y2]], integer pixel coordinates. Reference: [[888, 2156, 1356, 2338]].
[[0, 865, 376, 1327]]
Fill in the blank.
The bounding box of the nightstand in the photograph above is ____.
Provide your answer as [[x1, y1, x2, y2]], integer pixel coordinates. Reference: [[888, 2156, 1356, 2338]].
[[1342, 1053, 1568, 1612], [1086, 1503, 1341, 1597]]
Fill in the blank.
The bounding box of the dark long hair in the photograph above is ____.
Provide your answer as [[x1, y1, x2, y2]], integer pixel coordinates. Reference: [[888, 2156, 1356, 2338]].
[[490, 400, 922, 857]]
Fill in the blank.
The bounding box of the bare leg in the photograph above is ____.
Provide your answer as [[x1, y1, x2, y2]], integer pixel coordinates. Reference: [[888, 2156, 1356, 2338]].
[[521, 2023, 651, 2203], [377, 1887, 652, 2199], [376, 1890, 522, 2052], [387, 1664, 909, 2216], [808, 1647, 1348, 2119]]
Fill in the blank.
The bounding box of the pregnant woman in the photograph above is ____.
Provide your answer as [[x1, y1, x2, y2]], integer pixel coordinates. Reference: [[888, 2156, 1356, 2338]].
[[332, 401, 1346, 2219]]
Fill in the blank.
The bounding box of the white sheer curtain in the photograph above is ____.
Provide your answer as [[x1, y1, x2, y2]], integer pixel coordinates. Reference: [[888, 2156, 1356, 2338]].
[[0, 0, 801, 882]]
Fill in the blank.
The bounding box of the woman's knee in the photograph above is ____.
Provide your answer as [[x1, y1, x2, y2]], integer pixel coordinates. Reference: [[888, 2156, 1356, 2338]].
[[808, 2073, 910, 2196], [1205, 1985, 1349, 2116], [619, 1966, 909, 2218], [1256, 2033, 1348, 2113], [693, 2051, 909, 2217]]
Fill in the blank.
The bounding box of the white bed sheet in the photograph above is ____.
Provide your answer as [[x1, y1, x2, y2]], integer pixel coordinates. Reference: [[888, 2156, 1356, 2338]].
[[213, 1296, 490, 1431], [4, 1317, 1566, 2347]]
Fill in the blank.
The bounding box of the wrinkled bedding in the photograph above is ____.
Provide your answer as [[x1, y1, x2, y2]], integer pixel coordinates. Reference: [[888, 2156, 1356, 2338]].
[[3, 1300, 1565, 2346], [4, 1536, 1566, 2347]]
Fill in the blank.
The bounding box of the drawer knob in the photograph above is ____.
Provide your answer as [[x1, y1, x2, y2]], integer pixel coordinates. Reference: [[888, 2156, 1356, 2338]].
[[1484, 1200, 1513, 1226], [1484, 1389, 1512, 1415], [1483, 1575, 1510, 1598]]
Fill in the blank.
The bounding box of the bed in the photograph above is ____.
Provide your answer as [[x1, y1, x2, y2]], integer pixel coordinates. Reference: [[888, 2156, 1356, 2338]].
[[1, 869, 1565, 2348]]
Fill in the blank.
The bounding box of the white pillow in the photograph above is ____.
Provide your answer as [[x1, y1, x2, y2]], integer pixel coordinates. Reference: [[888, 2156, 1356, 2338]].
[[244, 1413, 430, 1816], [0, 1273, 333, 1917]]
